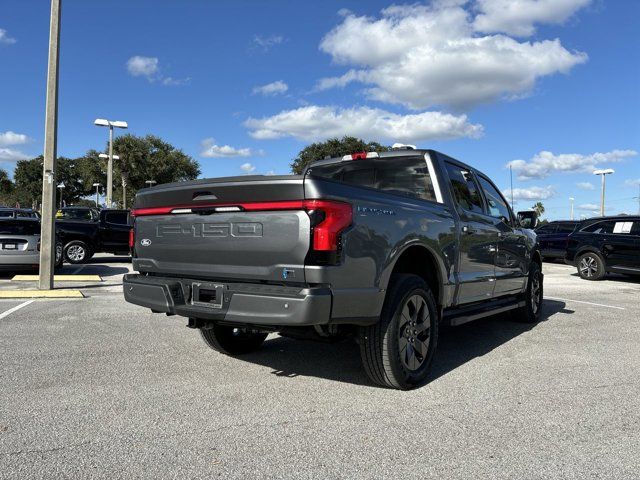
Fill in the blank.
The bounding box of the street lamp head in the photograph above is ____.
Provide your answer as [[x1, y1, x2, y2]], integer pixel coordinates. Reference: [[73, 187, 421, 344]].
[[94, 118, 128, 129], [92, 183, 101, 187], [57, 182, 65, 188], [593, 169, 615, 175], [98, 153, 120, 160]]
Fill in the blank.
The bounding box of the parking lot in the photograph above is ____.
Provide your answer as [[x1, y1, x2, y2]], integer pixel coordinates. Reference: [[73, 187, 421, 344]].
[[1, 258, 639, 479]]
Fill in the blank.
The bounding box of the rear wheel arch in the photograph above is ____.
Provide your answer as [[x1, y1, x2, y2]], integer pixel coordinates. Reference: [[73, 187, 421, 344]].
[[384, 244, 445, 309]]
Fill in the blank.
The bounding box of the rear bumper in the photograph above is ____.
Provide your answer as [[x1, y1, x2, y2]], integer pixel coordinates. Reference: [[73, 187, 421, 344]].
[[0, 252, 40, 267], [123, 273, 333, 326]]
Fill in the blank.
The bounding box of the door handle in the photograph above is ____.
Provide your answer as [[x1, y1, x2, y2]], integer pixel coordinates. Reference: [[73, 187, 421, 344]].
[[462, 225, 476, 235]]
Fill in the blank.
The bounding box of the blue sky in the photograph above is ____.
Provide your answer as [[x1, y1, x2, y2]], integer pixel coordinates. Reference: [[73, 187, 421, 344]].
[[1, 0, 639, 219]]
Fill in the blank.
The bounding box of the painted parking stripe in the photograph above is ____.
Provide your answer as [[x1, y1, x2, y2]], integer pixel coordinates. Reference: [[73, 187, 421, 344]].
[[0, 300, 34, 319], [546, 296, 625, 310]]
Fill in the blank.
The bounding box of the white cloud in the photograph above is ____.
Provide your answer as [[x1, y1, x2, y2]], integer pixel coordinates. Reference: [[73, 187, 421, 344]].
[[576, 181, 595, 190], [126, 56, 189, 86], [127, 56, 159, 77], [578, 203, 599, 211], [240, 163, 256, 174], [244, 105, 482, 142], [252, 80, 289, 96], [0, 28, 16, 45], [0, 148, 28, 163], [504, 186, 555, 201], [317, 2, 587, 110], [474, 0, 591, 37], [0, 131, 29, 147], [200, 138, 256, 158], [253, 34, 284, 51], [507, 149, 637, 180]]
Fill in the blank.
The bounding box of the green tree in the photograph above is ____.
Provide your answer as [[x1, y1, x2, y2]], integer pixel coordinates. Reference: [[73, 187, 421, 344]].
[[0, 169, 16, 206], [532, 201, 545, 218], [13, 157, 44, 208], [111, 134, 200, 208], [290, 136, 391, 174]]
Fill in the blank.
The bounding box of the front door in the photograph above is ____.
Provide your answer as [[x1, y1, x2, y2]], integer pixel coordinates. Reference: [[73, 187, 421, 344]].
[[444, 162, 498, 304]]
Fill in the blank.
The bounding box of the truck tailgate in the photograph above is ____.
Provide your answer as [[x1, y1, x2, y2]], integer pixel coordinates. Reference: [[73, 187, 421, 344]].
[[132, 175, 310, 283]]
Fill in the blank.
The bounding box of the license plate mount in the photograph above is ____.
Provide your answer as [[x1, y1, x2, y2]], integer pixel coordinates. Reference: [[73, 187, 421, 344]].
[[3, 244, 17, 250], [191, 282, 225, 309]]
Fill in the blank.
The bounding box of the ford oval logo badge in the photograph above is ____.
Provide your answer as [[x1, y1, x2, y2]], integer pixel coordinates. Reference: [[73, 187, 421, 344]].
[[140, 239, 152, 247]]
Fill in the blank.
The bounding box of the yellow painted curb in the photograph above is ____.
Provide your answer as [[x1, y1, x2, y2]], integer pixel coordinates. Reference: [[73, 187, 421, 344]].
[[11, 275, 103, 282], [0, 290, 84, 298]]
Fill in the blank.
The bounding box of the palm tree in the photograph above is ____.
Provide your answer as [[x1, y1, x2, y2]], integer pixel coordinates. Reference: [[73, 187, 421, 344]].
[[532, 201, 545, 218]]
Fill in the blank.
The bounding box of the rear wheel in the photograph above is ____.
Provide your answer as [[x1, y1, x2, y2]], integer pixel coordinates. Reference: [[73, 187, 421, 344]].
[[359, 274, 438, 390], [200, 323, 268, 355], [64, 240, 92, 264], [577, 252, 605, 280]]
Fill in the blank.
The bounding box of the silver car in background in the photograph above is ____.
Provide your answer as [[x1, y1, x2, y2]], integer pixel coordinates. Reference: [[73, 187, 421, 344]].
[[0, 218, 63, 271]]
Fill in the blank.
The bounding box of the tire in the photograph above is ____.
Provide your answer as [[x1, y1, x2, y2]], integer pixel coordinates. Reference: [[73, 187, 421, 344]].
[[54, 242, 64, 268], [512, 262, 544, 323], [576, 252, 605, 280], [358, 274, 439, 390], [64, 240, 92, 264], [200, 323, 268, 355]]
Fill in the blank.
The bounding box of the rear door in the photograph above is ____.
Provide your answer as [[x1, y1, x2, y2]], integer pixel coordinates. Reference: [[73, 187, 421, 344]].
[[476, 174, 528, 296], [100, 210, 131, 252], [444, 162, 498, 304], [604, 219, 640, 271]]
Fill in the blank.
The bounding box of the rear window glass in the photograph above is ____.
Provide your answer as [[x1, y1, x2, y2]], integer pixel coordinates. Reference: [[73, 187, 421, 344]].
[[57, 209, 96, 221], [581, 221, 615, 234], [0, 211, 14, 218], [308, 156, 437, 202], [0, 220, 40, 235]]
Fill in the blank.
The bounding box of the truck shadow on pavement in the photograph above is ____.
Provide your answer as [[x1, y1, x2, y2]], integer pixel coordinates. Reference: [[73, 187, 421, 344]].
[[236, 299, 572, 388]]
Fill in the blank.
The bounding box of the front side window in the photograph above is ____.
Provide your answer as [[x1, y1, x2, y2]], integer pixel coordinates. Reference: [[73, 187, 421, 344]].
[[477, 176, 511, 223], [444, 162, 484, 214], [556, 223, 578, 234], [309, 156, 437, 202]]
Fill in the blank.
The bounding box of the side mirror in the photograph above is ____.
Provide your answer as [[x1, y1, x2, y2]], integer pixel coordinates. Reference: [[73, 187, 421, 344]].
[[517, 210, 538, 229]]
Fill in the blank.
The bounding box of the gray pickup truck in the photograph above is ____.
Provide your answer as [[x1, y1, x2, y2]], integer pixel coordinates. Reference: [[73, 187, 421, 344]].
[[124, 147, 542, 389]]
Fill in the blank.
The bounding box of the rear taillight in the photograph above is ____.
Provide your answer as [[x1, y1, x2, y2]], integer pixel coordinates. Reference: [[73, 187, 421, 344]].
[[128, 228, 134, 248], [304, 200, 352, 251]]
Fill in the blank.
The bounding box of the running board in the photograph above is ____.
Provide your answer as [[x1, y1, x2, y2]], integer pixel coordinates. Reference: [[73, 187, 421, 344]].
[[443, 298, 525, 327]]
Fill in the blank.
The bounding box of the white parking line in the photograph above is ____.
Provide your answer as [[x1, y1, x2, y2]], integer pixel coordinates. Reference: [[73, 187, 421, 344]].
[[546, 296, 625, 310], [0, 300, 34, 319], [70, 264, 86, 275]]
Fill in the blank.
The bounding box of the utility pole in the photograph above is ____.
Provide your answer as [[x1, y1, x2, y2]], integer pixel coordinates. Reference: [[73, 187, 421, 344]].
[[38, 0, 62, 290], [593, 169, 614, 217], [569, 197, 574, 220], [94, 119, 127, 209], [509, 164, 514, 210]]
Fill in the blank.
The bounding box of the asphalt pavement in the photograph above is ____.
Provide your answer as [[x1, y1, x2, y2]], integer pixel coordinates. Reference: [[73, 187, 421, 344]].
[[1, 257, 639, 479]]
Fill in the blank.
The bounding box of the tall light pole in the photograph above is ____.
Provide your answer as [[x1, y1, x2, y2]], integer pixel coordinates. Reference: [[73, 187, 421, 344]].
[[92, 183, 101, 207], [569, 197, 574, 220], [38, 0, 62, 290], [98, 152, 120, 207], [145, 180, 157, 188], [94, 119, 127, 208], [593, 169, 614, 217], [57, 182, 65, 209]]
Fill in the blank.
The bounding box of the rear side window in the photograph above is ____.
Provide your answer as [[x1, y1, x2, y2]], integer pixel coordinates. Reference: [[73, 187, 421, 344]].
[[536, 224, 556, 234], [582, 221, 615, 234], [0, 211, 14, 218], [0, 220, 40, 235], [444, 162, 484, 214], [105, 211, 129, 225], [309, 156, 437, 202]]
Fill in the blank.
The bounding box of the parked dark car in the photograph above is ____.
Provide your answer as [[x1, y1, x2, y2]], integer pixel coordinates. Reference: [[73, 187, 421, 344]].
[[56, 208, 131, 264], [565, 216, 640, 280], [535, 220, 580, 260], [124, 147, 543, 390], [0, 208, 40, 219], [0, 218, 63, 271]]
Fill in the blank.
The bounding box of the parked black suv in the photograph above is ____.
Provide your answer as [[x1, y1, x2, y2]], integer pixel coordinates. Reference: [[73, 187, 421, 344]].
[[565, 216, 640, 280], [535, 220, 580, 260]]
